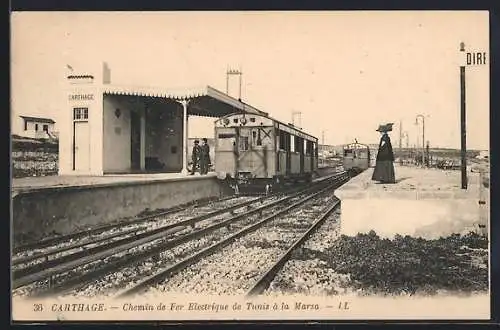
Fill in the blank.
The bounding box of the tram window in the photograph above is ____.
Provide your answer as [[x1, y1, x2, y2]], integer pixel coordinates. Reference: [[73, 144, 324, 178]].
[[294, 136, 301, 153], [250, 117, 256, 123], [253, 130, 263, 146], [279, 130, 286, 150], [218, 133, 235, 138], [306, 141, 313, 155], [290, 135, 295, 152], [233, 118, 238, 123], [239, 136, 249, 151]]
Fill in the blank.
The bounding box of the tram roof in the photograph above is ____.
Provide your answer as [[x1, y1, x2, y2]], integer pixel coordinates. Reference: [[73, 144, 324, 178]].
[[102, 85, 268, 118], [218, 112, 318, 142], [344, 142, 370, 149]]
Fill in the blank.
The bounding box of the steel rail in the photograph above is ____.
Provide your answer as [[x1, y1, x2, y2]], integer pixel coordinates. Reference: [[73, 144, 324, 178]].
[[15, 171, 346, 278], [246, 199, 340, 296], [12, 227, 141, 266], [13, 195, 237, 253], [114, 176, 348, 298], [13, 195, 268, 285], [28, 174, 345, 297], [31, 187, 322, 297]]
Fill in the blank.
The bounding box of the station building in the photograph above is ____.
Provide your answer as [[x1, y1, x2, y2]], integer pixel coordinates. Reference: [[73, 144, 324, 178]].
[[60, 63, 267, 176]]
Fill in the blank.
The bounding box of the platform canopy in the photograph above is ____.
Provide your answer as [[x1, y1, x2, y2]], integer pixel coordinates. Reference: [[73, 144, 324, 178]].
[[102, 85, 268, 118]]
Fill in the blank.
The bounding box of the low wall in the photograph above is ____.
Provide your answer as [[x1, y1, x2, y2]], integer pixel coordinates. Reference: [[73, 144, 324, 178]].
[[12, 176, 230, 245], [335, 167, 489, 239]]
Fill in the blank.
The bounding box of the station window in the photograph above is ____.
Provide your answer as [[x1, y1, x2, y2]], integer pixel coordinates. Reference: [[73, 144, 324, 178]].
[[73, 107, 89, 120], [43, 124, 48, 132]]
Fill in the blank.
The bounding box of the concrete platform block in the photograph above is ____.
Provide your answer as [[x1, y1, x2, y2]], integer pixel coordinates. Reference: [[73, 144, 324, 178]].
[[335, 166, 489, 240]]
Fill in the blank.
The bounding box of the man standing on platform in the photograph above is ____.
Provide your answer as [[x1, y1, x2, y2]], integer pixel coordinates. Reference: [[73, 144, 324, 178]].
[[190, 139, 201, 175], [372, 123, 396, 184], [200, 138, 211, 175]]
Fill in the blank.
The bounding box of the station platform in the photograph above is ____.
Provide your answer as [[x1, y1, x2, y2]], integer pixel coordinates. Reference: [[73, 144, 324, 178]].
[[334, 165, 490, 239], [11, 172, 228, 245], [12, 172, 216, 194]]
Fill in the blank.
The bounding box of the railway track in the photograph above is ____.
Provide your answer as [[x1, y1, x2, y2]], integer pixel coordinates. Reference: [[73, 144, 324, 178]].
[[13, 195, 237, 254], [245, 200, 339, 296], [13, 171, 348, 298], [12, 195, 259, 271], [114, 173, 349, 298]]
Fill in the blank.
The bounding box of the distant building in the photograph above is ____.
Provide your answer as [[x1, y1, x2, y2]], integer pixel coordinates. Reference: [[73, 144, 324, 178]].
[[18, 116, 58, 140]]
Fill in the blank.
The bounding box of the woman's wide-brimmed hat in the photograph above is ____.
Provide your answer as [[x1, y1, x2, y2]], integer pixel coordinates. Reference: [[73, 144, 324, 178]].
[[376, 123, 394, 132]]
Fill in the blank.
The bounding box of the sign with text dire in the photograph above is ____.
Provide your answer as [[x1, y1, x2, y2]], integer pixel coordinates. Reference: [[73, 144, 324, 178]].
[[461, 51, 488, 66]]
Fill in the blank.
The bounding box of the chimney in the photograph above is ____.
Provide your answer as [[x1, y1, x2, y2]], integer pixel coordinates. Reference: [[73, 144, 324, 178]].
[[103, 62, 111, 84]]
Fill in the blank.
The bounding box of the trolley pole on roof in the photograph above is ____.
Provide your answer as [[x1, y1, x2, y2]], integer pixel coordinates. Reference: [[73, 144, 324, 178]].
[[292, 111, 302, 129]]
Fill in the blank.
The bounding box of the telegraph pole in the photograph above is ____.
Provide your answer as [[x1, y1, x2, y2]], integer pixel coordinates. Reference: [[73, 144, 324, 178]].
[[426, 140, 430, 166], [457, 42, 487, 189], [459, 42, 467, 189], [399, 120, 403, 165], [415, 114, 425, 166]]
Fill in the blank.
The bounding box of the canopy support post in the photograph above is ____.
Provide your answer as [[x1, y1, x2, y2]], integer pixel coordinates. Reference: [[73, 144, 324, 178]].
[[180, 99, 190, 175]]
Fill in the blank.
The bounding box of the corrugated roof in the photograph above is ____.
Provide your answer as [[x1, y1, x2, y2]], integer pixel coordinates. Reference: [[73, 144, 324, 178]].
[[102, 85, 268, 116], [20, 116, 56, 124]]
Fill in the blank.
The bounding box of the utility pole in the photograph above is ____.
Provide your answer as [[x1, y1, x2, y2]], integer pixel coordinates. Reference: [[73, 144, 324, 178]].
[[399, 120, 403, 165], [226, 67, 243, 100], [459, 42, 467, 189], [321, 130, 325, 145], [415, 114, 425, 166], [426, 140, 430, 166]]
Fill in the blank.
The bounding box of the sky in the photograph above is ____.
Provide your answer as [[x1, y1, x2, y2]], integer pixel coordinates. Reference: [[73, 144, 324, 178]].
[[11, 11, 489, 150]]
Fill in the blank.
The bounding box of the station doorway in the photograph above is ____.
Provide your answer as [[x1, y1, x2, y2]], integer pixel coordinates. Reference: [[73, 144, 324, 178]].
[[130, 110, 141, 171], [73, 107, 90, 172]]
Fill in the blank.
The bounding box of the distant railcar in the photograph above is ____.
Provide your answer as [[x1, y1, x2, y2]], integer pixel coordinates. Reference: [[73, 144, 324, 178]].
[[342, 142, 371, 174], [214, 113, 319, 192]]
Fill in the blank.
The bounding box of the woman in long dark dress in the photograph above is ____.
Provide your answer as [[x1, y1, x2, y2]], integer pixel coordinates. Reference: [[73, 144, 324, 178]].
[[372, 126, 396, 183]]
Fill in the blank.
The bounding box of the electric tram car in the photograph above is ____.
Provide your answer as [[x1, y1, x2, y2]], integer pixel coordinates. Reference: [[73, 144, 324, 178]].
[[214, 112, 319, 192], [342, 142, 371, 174]]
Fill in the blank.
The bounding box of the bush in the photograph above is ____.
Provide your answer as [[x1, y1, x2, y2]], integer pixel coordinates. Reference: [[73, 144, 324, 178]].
[[320, 232, 488, 295]]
